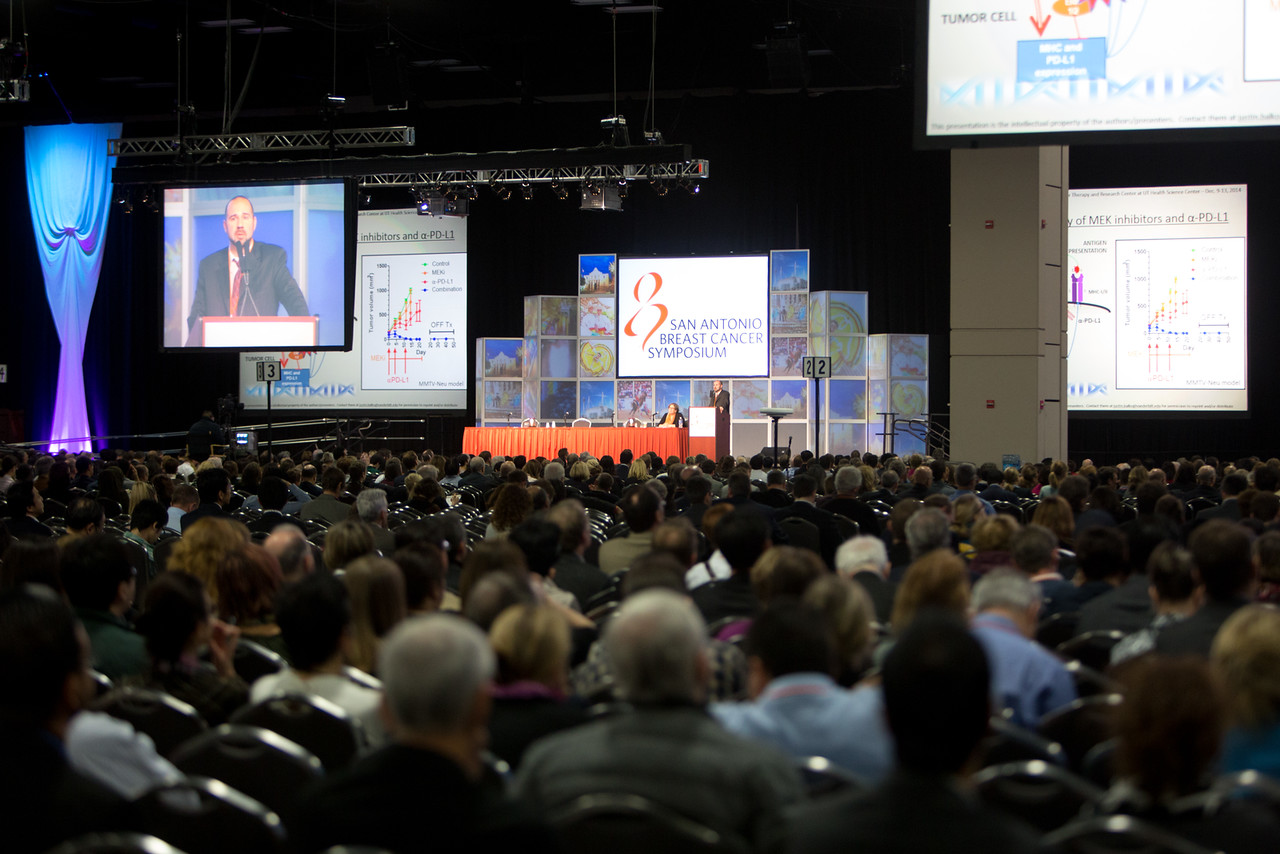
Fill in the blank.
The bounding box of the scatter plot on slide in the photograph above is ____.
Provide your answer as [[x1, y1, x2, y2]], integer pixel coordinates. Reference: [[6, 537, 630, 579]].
[[1114, 237, 1245, 390], [361, 252, 467, 390]]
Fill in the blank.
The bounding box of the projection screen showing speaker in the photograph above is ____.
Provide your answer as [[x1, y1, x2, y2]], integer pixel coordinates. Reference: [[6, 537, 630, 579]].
[[1067, 185, 1247, 413]]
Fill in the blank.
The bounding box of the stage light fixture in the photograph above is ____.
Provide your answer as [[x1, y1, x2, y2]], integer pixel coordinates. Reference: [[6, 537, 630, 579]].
[[465, 183, 478, 200], [654, 180, 670, 197], [521, 182, 534, 200], [616, 180, 629, 199], [496, 185, 512, 201]]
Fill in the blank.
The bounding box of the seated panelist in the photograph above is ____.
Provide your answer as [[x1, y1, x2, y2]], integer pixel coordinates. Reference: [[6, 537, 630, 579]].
[[657, 402, 686, 429]]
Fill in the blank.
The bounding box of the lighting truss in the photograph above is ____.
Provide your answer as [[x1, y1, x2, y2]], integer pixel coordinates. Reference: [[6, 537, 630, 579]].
[[358, 160, 708, 189], [107, 126, 416, 157]]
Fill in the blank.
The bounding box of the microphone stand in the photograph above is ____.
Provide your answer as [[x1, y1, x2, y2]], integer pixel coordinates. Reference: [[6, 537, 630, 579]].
[[235, 241, 263, 316]]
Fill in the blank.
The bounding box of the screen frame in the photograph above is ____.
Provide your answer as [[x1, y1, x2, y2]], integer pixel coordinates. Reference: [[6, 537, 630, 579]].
[[614, 253, 771, 380], [158, 177, 356, 353], [912, 0, 1280, 151]]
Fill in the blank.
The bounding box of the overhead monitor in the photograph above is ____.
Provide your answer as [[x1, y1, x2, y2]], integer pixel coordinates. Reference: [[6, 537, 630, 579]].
[[918, 1, 1280, 146], [615, 255, 770, 379], [1067, 184, 1247, 413], [161, 180, 353, 351]]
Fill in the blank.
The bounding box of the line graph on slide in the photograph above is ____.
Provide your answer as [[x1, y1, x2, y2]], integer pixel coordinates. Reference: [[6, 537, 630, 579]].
[[361, 252, 467, 390], [1115, 237, 1245, 390]]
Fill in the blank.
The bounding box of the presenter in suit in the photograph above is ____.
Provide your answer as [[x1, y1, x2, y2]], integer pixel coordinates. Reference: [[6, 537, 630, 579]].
[[186, 195, 310, 345], [711, 381, 732, 412], [657, 403, 686, 428]]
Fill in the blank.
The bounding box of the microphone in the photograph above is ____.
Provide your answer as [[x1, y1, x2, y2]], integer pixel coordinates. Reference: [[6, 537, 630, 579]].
[[234, 240, 263, 316]]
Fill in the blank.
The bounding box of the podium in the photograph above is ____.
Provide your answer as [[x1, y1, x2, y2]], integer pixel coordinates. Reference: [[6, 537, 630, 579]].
[[192, 316, 319, 347], [689, 406, 729, 461]]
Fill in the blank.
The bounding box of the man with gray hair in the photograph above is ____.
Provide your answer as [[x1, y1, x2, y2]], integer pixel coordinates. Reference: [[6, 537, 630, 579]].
[[355, 487, 397, 555], [970, 569, 1076, 728], [904, 508, 951, 561], [296, 615, 555, 852], [818, 465, 881, 537], [517, 589, 802, 852], [835, 536, 896, 624]]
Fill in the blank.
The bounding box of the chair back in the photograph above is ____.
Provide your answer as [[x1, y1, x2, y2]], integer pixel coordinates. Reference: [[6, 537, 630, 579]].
[[1064, 659, 1122, 698], [572, 418, 592, 428], [1043, 815, 1220, 854], [974, 760, 1105, 833], [832, 515, 860, 543], [980, 716, 1067, 768], [1036, 611, 1081, 650], [44, 833, 187, 854], [1038, 693, 1123, 772], [230, 693, 364, 772], [232, 639, 288, 683], [796, 756, 867, 800], [1057, 631, 1127, 673], [990, 501, 1025, 522], [169, 724, 323, 817], [778, 516, 822, 556], [154, 536, 181, 573], [134, 777, 286, 854], [549, 792, 731, 854], [93, 687, 206, 758]]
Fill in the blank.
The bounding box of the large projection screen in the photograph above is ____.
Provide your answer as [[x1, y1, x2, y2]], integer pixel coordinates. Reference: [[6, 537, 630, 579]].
[[239, 209, 467, 411], [1066, 184, 1247, 413], [616, 256, 769, 379], [919, 1, 1280, 145]]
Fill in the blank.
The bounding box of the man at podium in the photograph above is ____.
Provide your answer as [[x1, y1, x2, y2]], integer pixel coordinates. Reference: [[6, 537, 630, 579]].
[[186, 195, 310, 344]]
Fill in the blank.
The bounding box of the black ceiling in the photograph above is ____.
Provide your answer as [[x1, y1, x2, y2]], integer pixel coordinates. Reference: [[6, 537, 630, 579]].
[[1, 0, 914, 135]]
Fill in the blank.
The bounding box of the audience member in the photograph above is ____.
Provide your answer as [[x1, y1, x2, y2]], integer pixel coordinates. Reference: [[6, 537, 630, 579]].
[[294, 615, 556, 853], [711, 599, 894, 783], [1107, 655, 1280, 854], [691, 506, 772, 625], [1110, 542, 1200, 665], [791, 611, 1040, 854], [60, 535, 146, 680], [1155, 520, 1256, 656], [0, 586, 126, 853], [487, 603, 589, 768], [134, 571, 249, 726], [342, 555, 408, 675], [970, 569, 1076, 727], [1211, 604, 1280, 779], [251, 573, 387, 747], [517, 589, 802, 852], [597, 485, 664, 575]]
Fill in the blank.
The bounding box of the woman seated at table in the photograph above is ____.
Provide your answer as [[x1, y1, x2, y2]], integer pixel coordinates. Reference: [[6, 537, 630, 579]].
[[657, 402, 686, 428]]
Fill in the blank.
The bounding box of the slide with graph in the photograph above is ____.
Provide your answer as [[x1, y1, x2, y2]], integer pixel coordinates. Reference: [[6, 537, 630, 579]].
[[360, 252, 466, 390], [1067, 185, 1247, 412], [238, 209, 468, 411]]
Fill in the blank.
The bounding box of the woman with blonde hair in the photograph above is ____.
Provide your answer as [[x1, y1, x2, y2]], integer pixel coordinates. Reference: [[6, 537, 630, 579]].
[[803, 574, 877, 685], [889, 550, 970, 636], [341, 555, 407, 675], [1212, 604, 1280, 779], [323, 518, 376, 571], [167, 516, 250, 603], [487, 603, 587, 767], [127, 480, 158, 516], [626, 459, 651, 484], [1031, 496, 1076, 552]]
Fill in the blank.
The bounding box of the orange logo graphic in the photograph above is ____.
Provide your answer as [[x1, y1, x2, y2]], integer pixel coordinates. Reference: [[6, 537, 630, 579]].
[[623, 272, 667, 350]]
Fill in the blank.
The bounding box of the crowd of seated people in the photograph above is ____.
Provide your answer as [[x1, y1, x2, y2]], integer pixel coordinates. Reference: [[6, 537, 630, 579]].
[[6, 442, 1280, 852]]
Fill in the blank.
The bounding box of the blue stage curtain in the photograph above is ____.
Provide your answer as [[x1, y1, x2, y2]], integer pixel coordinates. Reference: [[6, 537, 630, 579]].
[[24, 122, 120, 452]]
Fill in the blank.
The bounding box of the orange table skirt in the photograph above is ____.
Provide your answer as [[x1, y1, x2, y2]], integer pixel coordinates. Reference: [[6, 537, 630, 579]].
[[462, 426, 689, 461]]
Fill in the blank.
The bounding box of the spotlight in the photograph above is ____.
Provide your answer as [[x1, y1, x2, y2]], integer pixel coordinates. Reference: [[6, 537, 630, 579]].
[[654, 181, 670, 197], [616, 180, 629, 199], [521, 182, 533, 200], [139, 188, 159, 212], [115, 192, 133, 214], [417, 198, 432, 215], [678, 178, 700, 197], [465, 184, 478, 201], [496, 185, 512, 201], [359, 192, 372, 208], [550, 178, 568, 200]]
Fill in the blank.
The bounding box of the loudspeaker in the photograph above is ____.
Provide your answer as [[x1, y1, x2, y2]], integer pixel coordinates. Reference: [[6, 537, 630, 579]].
[[758, 446, 787, 463]]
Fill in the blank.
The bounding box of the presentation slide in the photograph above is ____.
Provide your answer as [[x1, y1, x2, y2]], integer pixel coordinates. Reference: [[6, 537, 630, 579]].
[[922, 1, 1280, 141], [1066, 184, 1247, 412], [238, 209, 468, 411], [162, 182, 348, 350], [616, 256, 769, 379]]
